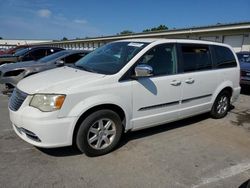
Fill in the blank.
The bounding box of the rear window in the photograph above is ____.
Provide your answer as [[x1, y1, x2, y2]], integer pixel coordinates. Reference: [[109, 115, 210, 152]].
[[213, 46, 237, 68]]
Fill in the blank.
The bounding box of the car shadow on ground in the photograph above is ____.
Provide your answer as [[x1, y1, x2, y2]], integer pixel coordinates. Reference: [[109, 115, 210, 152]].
[[118, 113, 210, 150], [38, 113, 211, 157], [239, 179, 250, 188], [37, 146, 82, 157]]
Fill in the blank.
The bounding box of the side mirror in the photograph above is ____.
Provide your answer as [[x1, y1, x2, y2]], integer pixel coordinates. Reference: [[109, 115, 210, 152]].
[[134, 64, 153, 78], [55, 60, 65, 66]]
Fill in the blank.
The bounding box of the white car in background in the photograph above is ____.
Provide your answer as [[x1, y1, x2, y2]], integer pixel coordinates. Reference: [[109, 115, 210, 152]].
[[9, 39, 240, 156]]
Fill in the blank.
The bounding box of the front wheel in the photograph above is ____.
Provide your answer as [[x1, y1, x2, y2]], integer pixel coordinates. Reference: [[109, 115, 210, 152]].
[[76, 110, 123, 157], [210, 90, 230, 119]]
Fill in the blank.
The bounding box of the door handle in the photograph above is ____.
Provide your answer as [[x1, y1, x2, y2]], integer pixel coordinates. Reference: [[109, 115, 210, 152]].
[[170, 80, 181, 86], [185, 78, 195, 84]]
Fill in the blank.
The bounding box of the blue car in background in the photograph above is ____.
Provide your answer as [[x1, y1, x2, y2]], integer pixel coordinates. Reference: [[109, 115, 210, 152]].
[[237, 51, 250, 86]]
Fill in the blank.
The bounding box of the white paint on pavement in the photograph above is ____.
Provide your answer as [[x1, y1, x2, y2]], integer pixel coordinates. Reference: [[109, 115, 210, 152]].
[[192, 162, 250, 188]]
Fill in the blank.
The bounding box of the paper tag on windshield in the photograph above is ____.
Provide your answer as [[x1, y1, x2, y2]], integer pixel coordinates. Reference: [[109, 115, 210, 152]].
[[128, 43, 144, 47]]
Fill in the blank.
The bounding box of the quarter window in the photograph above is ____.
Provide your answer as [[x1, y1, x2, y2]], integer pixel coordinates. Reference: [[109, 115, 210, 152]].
[[213, 46, 237, 68], [46, 48, 62, 56], [181, 45, 212, 72]]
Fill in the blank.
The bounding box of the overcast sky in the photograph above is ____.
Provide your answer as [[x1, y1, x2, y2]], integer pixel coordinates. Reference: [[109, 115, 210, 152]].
[[0, 0, 250, 40]]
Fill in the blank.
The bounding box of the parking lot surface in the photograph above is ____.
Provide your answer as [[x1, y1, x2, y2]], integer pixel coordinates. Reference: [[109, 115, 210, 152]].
[[0, 85, 250, 188]]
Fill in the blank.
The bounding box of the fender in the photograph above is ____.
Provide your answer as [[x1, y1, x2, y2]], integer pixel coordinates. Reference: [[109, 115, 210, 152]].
[[211, 80, 233, 106], [60, 93, 132, 129]]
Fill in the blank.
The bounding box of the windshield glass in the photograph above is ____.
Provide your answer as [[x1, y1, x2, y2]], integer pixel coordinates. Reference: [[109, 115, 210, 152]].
[[39, 50, 68, 63], [237, 53, 250, 63], [75, 41, 148, 74], [13, 48, 30, 56]]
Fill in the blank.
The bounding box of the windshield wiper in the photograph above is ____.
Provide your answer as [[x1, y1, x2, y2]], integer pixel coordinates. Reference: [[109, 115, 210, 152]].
[[73, 64, 99, 74]]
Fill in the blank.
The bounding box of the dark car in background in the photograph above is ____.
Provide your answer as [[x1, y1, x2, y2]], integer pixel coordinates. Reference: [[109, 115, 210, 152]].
[[0, 48, 6, 55], [0, 50, 90, 93], [0, 46, 64, 65], [237, 51, 250, 86]]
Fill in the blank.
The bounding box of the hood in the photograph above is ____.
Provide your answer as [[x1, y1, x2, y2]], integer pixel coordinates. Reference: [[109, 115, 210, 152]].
[[0, 61, 37, 71], [17, 66, 106, 94], [240, 62, 250, 71]]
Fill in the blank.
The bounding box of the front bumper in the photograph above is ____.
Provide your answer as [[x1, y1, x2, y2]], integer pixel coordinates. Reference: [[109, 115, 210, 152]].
[[9, 98, 77, 148], [0, 76, 18, 86], [0, 76, 17, 95]]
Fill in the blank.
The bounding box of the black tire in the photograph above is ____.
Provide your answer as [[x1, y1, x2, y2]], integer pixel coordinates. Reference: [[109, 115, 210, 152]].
[[76, 110, 123, 157], [210, 90, 231, 119]]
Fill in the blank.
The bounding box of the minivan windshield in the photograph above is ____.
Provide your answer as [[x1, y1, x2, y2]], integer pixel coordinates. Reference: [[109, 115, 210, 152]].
[[75, 41, 148, 74], [39, 50, 68, 63]]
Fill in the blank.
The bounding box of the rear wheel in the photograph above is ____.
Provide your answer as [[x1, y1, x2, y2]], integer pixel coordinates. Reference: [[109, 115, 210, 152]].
[[76, 110, 123, 157], [210, 90, 230, 119]]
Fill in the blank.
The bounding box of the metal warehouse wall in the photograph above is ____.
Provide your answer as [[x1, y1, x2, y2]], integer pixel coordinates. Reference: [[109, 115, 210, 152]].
[[49, 30, 250, 52]]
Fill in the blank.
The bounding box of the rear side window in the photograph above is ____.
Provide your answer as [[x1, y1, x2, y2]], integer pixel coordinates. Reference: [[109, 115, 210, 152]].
[[213, 46, 237, 68], [29, 49, 47, 60], [22, 49, 46, 61], [181, 45, 212, 72]]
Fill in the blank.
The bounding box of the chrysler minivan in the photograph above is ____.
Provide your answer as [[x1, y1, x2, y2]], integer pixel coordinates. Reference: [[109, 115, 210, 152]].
[[8, 39, 241, 156]]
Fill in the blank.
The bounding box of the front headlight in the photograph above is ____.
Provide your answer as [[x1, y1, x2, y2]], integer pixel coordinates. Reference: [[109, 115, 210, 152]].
[[30, 94, 66, 112]]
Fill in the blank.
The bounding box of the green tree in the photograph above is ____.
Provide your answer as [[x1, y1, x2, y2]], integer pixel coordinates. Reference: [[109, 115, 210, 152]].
[[143, 25, 168, 32], [119, 30, 134, 35], [61, 37, 68, 41], [142, 29, 151, 32]]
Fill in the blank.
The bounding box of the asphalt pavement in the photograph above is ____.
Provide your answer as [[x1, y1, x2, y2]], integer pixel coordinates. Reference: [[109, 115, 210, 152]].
[[0, 85, 250, 188]]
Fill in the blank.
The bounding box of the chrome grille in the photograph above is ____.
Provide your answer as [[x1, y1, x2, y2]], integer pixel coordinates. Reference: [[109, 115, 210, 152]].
[[9, 88, 28, 111]]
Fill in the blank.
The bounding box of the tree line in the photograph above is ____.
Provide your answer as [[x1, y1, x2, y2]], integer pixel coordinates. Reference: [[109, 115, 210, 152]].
[[119, 24, 168, 35], [60, 24, 169, 41], [2, 24, 169, 41]]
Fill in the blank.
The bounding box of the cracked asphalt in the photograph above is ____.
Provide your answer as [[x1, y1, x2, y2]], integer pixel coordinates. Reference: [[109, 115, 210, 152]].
[[0, 85, 250, 188]]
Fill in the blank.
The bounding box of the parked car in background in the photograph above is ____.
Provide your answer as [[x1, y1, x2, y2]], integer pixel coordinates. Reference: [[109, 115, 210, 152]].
[[0, 46, 64, 65], [0, 45, 30, 55], [237, 51, 250, 86], [0, 48, 6, 55], [8, 39, 240, 156], [0, 50, 90, 93]]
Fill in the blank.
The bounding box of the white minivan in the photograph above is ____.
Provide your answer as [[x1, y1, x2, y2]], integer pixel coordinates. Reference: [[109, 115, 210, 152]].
[[9, 39, 241, 156]]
